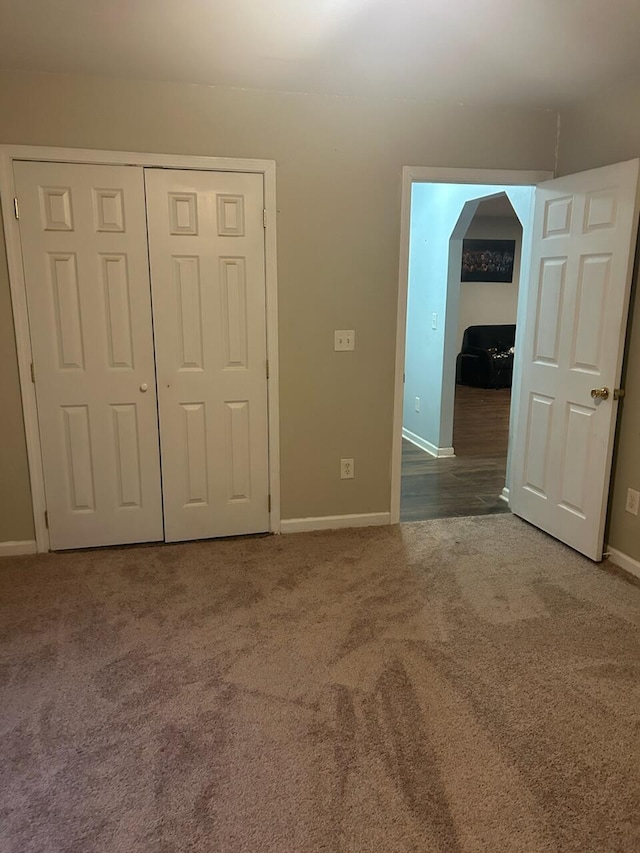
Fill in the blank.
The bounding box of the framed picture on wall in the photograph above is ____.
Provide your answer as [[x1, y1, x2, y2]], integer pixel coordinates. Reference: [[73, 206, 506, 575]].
[[461, 238, 516, 283]]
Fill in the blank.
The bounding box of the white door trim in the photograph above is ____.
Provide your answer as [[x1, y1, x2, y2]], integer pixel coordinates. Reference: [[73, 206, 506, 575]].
[[0, 145, 281, 551], [391, 166, 554, 524]]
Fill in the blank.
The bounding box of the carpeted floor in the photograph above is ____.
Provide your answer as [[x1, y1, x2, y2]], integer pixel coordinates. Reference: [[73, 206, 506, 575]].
[[1, 515, 639, 853]]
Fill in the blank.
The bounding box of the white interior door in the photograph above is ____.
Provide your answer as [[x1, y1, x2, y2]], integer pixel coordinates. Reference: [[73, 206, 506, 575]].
[[15, 161, 163, 550], [510, 159, 640, 560], [145, 168, 270, 542]]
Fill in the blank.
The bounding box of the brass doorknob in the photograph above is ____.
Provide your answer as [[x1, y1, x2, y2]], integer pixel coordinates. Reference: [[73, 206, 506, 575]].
[[591, 387, 610, 400]]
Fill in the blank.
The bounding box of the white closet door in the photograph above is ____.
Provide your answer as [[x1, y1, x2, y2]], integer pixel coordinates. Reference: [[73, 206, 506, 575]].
[[15, 161, 163, 550], [145, 169, 270, 542]]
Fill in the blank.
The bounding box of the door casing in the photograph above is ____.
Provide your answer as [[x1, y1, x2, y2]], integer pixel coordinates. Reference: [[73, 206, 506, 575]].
[[391, 166, 553, 525], [0, 145, 281, 552]]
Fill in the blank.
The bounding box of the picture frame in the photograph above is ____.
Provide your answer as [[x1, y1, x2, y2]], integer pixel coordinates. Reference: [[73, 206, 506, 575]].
[[461, 238, 516, 283]]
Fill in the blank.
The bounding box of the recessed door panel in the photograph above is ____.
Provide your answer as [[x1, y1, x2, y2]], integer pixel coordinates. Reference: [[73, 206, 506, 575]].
[[225, 401, 251, 501], [146, 168, 269, 542], [93, 188, 125, 232], [522, 394, 553, 498], [15, 161, 163, 549], [111, 403, 143, 508], [559, 403, 593, 518], [40, 186, 74, 231], [217, 194, 245, 236], [101, 255, 134, 370], [182, 403, 209, 505], [533, 258, 566, 366], [543, 196, 572, 237], [169, 193, 198, 235], [62, 405, 95, 511], [49, 252, 85, 370], [220, 258, 248, 369], [174, 256, 204, 370], [583, 189, 617, 232], [570, 254, 611, 373]]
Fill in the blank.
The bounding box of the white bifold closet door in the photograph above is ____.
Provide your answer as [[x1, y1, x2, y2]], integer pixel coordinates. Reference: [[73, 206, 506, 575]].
[[14, 161, 164, 550], [145, 169, 270, 542]]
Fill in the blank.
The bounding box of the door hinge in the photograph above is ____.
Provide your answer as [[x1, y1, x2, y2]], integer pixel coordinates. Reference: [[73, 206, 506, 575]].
[[266, 359, 269, 380], [44, 510, 49, 529], [268, 494, 271, 512], [13, 197, 19, 220], [30, 362, 35, 383], [263, 208, 267, 228], [403, 372, 406, 383]]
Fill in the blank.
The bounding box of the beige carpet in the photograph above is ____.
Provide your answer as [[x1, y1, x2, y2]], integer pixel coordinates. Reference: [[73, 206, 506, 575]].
[[1, 515, 639, 853]]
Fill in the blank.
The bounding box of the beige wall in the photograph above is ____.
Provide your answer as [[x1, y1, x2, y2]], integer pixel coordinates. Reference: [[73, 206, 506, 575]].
[[0, 69, 558, 537], [458, 215, 522, 348], [559, 83, 640, 561]]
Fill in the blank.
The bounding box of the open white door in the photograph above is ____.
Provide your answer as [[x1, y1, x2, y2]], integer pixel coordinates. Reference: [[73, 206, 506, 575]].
[[511, 160, 640, 560]]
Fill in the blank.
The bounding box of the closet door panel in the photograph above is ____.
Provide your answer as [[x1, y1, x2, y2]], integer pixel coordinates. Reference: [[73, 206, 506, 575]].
[[145, 168, 269, 542], [15, 161, 163, 549]]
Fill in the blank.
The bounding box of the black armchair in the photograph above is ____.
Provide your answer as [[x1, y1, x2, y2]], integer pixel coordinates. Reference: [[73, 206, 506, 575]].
[[456, 324, 516, 389]]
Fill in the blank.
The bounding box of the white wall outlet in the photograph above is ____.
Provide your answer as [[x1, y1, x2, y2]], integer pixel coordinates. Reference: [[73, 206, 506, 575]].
[[340, 458, 355, 479], [415, 396, 420, 412], [625, 487, 639, 516], [431, 313, 438, 330], [334, 330, 355, 351]]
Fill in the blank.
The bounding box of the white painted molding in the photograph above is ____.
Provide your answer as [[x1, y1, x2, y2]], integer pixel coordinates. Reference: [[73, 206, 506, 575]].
[[402, 428, 455, 459], [281, 512, 391, 534], [0, 154, 49, 552], [500, 487, 510, 503], [605, 546, 640, 581], [389, 165, 554, 524], [0, 144, 281, 548], [0, 540, 37, 557]]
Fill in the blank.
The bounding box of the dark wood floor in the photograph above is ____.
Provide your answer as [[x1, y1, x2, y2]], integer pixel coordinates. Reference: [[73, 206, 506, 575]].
[[400, 385, 512, 522]]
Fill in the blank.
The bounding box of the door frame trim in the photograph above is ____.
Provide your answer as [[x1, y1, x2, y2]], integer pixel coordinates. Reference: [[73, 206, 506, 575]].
[[0, 145, 281, 551], [391, 165, 553, 524]]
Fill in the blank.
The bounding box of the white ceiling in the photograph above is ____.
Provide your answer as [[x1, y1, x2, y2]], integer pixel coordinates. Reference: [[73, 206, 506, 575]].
[[1, 0, 640, 106]]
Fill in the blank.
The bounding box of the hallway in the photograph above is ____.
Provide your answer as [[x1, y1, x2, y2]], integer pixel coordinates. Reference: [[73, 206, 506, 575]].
[[400, 385, 511, 522]]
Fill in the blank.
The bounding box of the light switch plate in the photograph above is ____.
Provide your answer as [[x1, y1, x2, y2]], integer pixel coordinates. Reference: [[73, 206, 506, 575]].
[[334, 330, 355, 351]]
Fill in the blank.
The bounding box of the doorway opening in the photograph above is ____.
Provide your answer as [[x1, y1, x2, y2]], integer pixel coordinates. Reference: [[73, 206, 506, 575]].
[[392, 161, 640, 561], [398, 182, 533, 522]]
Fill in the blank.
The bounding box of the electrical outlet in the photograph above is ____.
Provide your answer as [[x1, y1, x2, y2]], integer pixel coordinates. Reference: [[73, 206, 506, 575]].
[[415, 396, 420, 412], [340, 458, 354, 479], [625, 487, 639, 516], [334, 330, 355, 351]]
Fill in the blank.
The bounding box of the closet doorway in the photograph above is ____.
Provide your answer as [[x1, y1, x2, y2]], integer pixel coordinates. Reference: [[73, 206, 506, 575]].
[[7, 151, 279, 551]]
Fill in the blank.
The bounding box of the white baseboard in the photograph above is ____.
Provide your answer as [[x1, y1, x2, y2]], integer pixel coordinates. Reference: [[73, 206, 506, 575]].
[[500, 487, 510, 504], [402, 428, 455, 459], [0, 539, 37, 557], [605, 545, 640, 581], [280, 512, 391, 534]]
